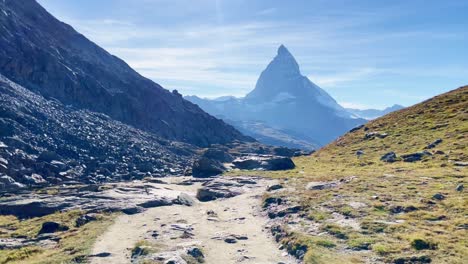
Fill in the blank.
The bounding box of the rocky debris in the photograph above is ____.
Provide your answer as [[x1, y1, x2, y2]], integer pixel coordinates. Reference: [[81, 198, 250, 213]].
[[38, 221, 69, 234], [432, 193, 445, 200], [364, 132, 388, 139], [401, 151, 432, 162], [425, 138, 443, 149], [381, 151, 398, 163], [456, 184, 464, 192], [267, 184, 283, 192], [306, 181, 339, 190], [232, 155, 295, 171], [75, 213, 97, 227], [192, 157, 225, 178], [0, 74, 195, 192]]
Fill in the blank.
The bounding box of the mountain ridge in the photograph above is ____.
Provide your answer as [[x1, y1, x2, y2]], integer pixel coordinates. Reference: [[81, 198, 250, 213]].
[[0, 0, 252, 147]]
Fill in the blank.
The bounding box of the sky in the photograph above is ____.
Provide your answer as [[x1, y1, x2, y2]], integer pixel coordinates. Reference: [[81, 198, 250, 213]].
[[38, 0, 468, 109]]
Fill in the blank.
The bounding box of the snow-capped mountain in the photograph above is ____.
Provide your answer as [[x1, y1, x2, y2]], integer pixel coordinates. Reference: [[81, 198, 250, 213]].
[[346, 104, 405, 120], [186, 45, 367, 149]]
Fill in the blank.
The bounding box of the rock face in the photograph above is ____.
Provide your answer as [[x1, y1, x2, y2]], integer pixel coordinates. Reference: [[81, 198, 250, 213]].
[[0, 0, 251, 147], [0, 74, 195, 191], [185, 45, 365, 149]]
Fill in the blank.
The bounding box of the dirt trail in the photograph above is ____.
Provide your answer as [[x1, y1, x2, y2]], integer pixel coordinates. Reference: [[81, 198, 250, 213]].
[[90, 177, 294, 264]]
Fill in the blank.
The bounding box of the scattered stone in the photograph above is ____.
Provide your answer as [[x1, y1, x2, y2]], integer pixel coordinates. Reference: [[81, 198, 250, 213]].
[[432, 193, 445, 200], [267, 184, 283, 192], [381, 151, 397, 163], [306, 181, 338, 190], [364, 132, 388, 139], [425, 138, 443, 149], [75, 213, 97, 227], [176, 193, 195, 206], [38, 221, 69, 234], [453, 161, 468, 167], [186, 246, 204, 259]]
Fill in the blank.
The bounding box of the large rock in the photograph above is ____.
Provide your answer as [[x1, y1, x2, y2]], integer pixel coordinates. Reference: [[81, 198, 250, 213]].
[[201, 147, 234, 163], [38, 221, 69, 234], [381, 152, 397, 163], [401, 151, 432, 162], [232, 155, 295, 171], [192, 157, 225, 178]]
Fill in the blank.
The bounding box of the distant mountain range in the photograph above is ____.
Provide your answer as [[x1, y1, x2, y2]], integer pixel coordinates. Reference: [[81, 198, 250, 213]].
[[0, 0, 251, 147], [187, 45, 388, 150], [346, 104, 405, 120]]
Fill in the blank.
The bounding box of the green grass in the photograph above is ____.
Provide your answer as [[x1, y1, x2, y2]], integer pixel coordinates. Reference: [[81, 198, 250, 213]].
[[228, 86, 468, 263], [0, 211, 116, 264]]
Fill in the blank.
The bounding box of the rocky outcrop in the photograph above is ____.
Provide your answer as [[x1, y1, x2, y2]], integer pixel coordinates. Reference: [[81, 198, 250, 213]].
[[0, 180, 183, 218]]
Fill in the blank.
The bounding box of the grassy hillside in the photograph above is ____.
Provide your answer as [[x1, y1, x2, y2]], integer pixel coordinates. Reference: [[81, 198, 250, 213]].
[[232, 86, 467, 263]]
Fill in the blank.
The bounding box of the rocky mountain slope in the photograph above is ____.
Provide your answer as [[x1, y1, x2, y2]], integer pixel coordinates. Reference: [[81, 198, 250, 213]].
[[186, 45, 366, 150], [0, 73, 196, 191], [0, 0, 251, 147], [233, 85, 467, 263], [346, 104, 405, 120]]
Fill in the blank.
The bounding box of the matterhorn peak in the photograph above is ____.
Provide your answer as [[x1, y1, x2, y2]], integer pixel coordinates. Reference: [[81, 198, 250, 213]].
[[277, 44, 290, 56]]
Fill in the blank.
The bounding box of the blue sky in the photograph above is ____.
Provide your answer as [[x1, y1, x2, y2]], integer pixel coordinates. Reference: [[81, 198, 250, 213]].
[[38, 0, 468, 109]]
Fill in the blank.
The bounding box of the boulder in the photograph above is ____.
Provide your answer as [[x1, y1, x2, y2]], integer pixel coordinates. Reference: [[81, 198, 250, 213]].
[[201, 148, 234, 163], [306, 181, 338, 190], [232, 155, 294, 171], [0, 175, 25, 191], [38, 151, 61, 162], [456, 184, 464, 192], [192, 157, 225, 178], [176, 193, 195, 206], [267, 184, 283, 192], [38, 221, 69, 234], [401, 151, 432, 162], [75, 214, 97, 227], [381, 152, 397, 163]]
